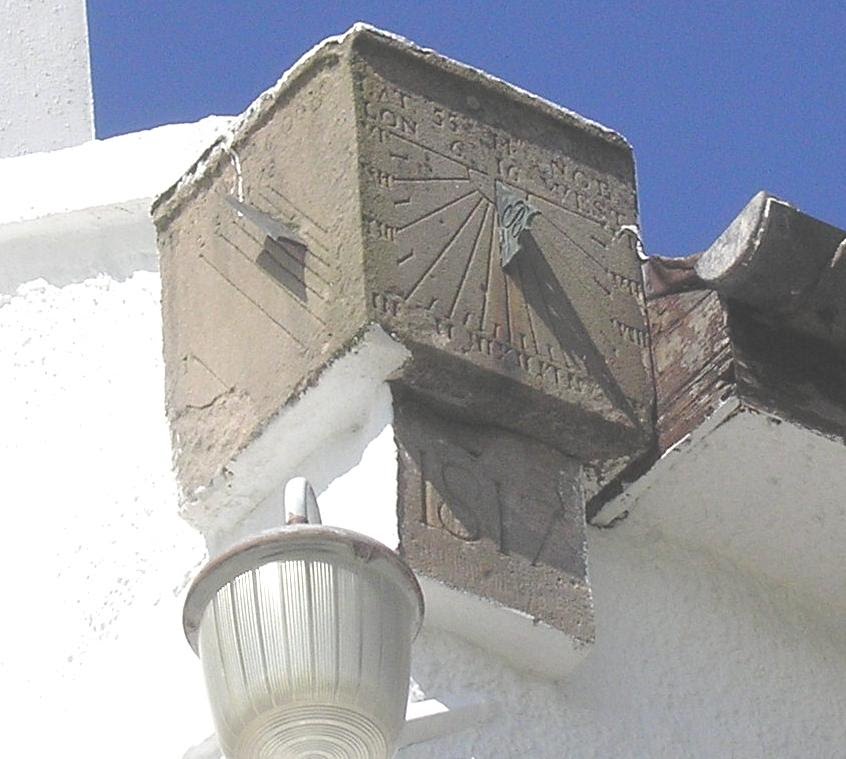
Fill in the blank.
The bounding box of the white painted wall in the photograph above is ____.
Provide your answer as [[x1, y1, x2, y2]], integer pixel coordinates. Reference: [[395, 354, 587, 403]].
[[0, 271, 215, 756], [402, 523, 846, 757], [597, 400, 846, 611], [0, 117, 232, 226], [0, 0, 94, 158], [0, 120, 228, 758]]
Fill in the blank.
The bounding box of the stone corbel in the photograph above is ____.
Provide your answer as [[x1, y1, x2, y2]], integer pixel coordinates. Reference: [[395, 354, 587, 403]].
[[154, 25, 655, 679]]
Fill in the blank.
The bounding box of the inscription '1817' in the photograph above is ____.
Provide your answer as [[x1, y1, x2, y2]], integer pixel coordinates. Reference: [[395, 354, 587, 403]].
[[420, 458, 484, 543], [413, 442, 582, 571]]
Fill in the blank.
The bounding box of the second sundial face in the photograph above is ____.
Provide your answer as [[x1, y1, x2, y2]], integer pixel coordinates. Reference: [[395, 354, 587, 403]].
[[353, 39, 653, 449]]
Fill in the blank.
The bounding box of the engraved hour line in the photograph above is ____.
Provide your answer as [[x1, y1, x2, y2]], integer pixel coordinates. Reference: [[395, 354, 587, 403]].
[[502, 201, 602, 308], [232, 218, 334, 293], [380, 126, 623, 230], [222, 226, 329, 303], [525, 254, 586, 371], [518, 252, 552, 366], [397, 187, 479, 232], [448, 204, 491, 320], [405, 196, 486, 300], [397, 248, 415, 265], [479, 207, 496, 333], [253, 189, 333, 269], [525, 248, 641, 426], [503, 247, 513, 343], [511, 255, 541, 357], [488, 202, 516, 342], [524, 213, 620, 305], [532, 195, 610, 271], [188, 352, 229, 390], [522, 185, 619, 231], [540, 209, 643, 299], [217, 232, 327, 326], [266, 185, 332, 238], [521, 248, 583, 373], [593, 275, 612, 296], [197, 253, 306, 347]]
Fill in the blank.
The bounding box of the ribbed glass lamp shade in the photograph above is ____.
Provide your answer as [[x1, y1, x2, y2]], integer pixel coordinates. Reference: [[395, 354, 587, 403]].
[[184, 527, 424, 759]]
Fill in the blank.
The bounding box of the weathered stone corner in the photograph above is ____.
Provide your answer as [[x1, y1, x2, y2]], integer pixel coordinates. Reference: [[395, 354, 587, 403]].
[[154, 24, 655, 676]]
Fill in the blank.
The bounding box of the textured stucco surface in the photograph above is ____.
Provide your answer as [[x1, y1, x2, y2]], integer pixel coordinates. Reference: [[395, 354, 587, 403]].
[[0, 0, 94, 157], [0, 272, 215, 756], [402, 523, 846, 758], [0, 119, 229, 757]]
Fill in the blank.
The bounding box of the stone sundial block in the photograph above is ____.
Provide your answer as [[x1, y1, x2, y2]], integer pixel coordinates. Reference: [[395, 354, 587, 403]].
[[153, 25, 653, 498]]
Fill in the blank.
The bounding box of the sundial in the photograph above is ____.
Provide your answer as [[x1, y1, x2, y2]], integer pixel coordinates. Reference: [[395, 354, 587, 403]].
[[154, 24, 654, 496], [154, 26, 655, 666], [353, 41, 652, 457]]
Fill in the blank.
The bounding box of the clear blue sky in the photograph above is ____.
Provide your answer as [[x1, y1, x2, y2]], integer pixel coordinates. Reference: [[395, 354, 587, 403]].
[[88, 1, 845, 256]]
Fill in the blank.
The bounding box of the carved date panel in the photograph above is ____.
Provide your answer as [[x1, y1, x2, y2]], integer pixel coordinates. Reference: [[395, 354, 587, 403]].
[[394, 391, 592, 643]]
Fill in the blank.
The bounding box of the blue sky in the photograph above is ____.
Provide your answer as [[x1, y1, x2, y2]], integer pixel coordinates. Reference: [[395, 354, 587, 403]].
[[88, 1, 845, 256]]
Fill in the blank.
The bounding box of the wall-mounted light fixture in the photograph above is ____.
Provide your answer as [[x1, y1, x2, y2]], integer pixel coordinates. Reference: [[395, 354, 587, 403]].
[[183, 478, 424, 758]]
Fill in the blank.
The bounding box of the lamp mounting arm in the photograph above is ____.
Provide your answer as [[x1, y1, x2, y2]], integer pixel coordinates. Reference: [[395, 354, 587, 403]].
[[283, 476, 322, 525]]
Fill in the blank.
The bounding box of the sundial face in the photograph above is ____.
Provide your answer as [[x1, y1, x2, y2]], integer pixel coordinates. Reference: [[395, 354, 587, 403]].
[[354, 47, 652, 437]]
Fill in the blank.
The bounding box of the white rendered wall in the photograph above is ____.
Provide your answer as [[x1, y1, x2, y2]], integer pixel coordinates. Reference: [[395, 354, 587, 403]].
[[399, 521, 846, 757], [0, 272, 215, 756], [0, 120, 229, 758], [0, 0, 94, 158]]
